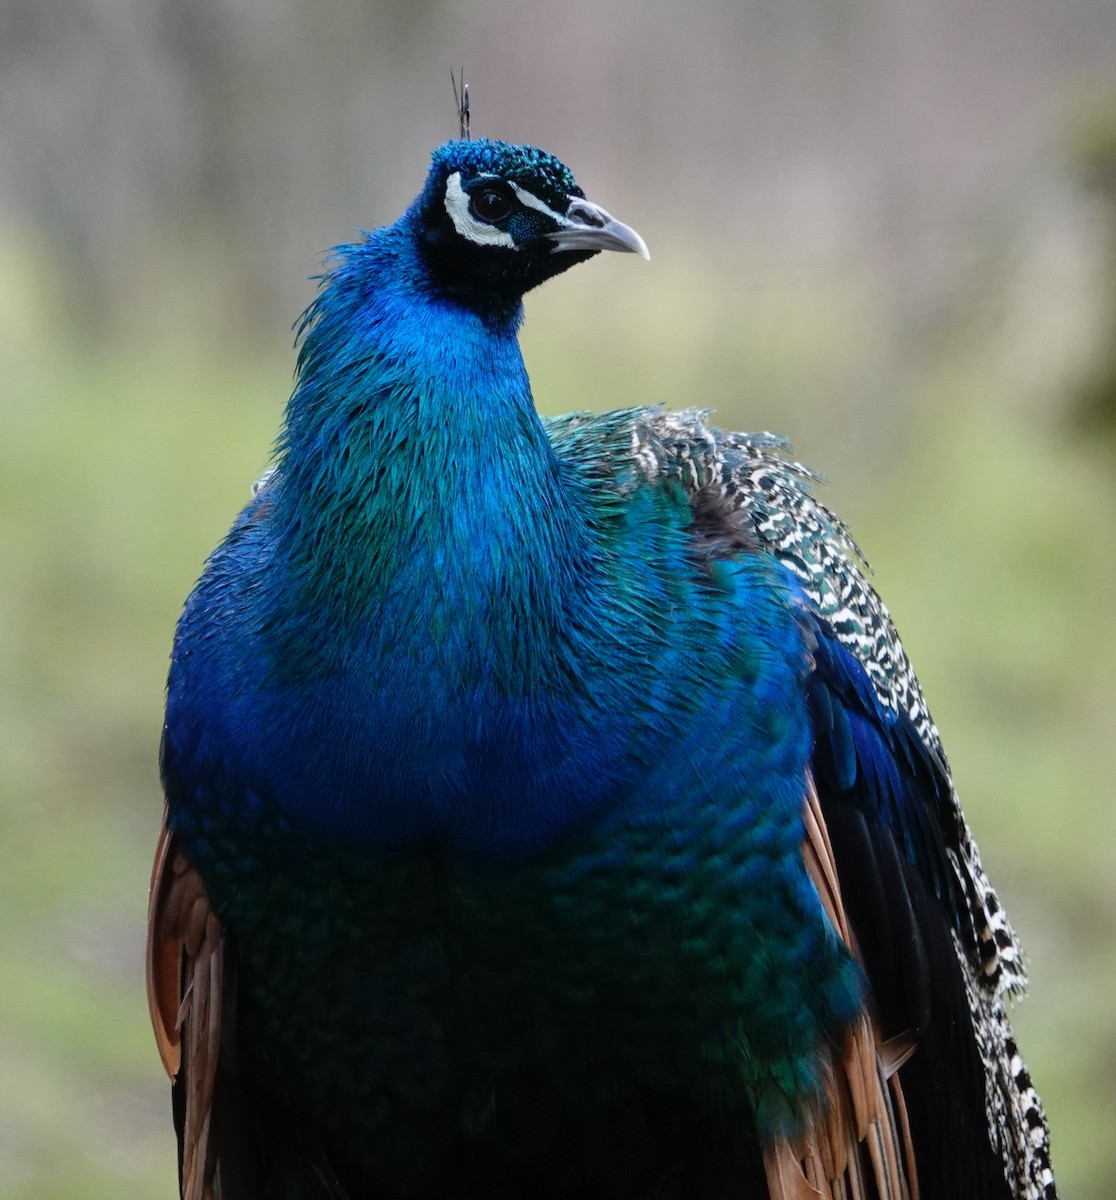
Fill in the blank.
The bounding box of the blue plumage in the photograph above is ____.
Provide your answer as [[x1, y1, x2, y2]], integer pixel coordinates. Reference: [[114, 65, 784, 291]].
[[806, 620, 956, 906], [148, 137, 1055, 1200]]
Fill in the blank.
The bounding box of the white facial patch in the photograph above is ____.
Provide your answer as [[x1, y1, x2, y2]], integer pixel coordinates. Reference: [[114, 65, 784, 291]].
[[443, 172, 517, 249], [443, 172, 570, 250], [507, 181, 567, 223]]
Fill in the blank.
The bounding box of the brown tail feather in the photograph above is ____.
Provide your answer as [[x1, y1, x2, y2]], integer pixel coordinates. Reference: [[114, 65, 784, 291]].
[[147, 807, 224, 1200], [764, 777, 920, 1200]]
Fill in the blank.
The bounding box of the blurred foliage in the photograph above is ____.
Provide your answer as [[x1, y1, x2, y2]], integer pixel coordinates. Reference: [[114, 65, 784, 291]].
[[1067, 83, 1116, 447], [5, 0, 1116, 336], [0, 234, 288, 1198], [2, 184, 1116, 1196]]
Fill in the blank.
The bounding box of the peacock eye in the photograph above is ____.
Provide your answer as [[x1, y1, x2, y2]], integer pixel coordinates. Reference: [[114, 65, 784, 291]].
[[469, 185, 514, 224]]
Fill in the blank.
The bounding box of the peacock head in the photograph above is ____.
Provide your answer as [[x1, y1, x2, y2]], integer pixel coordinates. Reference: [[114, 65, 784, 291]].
[[413, 138, 649, 311]]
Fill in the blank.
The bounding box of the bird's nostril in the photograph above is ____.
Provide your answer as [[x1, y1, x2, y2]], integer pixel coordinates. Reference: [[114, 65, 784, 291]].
[[569, 200, 605, 227]]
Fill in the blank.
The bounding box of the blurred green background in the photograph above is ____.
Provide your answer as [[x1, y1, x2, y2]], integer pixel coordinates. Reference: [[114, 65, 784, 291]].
[[2, 2, 1116, 1196]]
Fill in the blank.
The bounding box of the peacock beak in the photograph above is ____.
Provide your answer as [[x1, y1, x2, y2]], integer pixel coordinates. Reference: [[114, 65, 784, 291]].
[[545, 197, 651, 260]]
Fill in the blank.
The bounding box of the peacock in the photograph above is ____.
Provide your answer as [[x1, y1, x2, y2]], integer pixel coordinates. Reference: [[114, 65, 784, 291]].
[[147, 130, 1057, 1200]]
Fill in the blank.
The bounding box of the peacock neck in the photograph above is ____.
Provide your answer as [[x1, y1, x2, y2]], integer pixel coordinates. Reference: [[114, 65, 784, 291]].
[[223, 229, 621, 853], [269, 226, 592, 650]]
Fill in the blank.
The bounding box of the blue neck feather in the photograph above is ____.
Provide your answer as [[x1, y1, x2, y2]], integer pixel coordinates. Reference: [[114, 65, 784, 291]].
[[205, 216, 634, 855], [272, 215, 592, 644]]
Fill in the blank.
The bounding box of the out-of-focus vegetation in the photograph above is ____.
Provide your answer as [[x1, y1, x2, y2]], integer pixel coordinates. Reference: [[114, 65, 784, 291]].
[[1070, 85, 1116, 446], [2, 3, 1116, 1197]]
